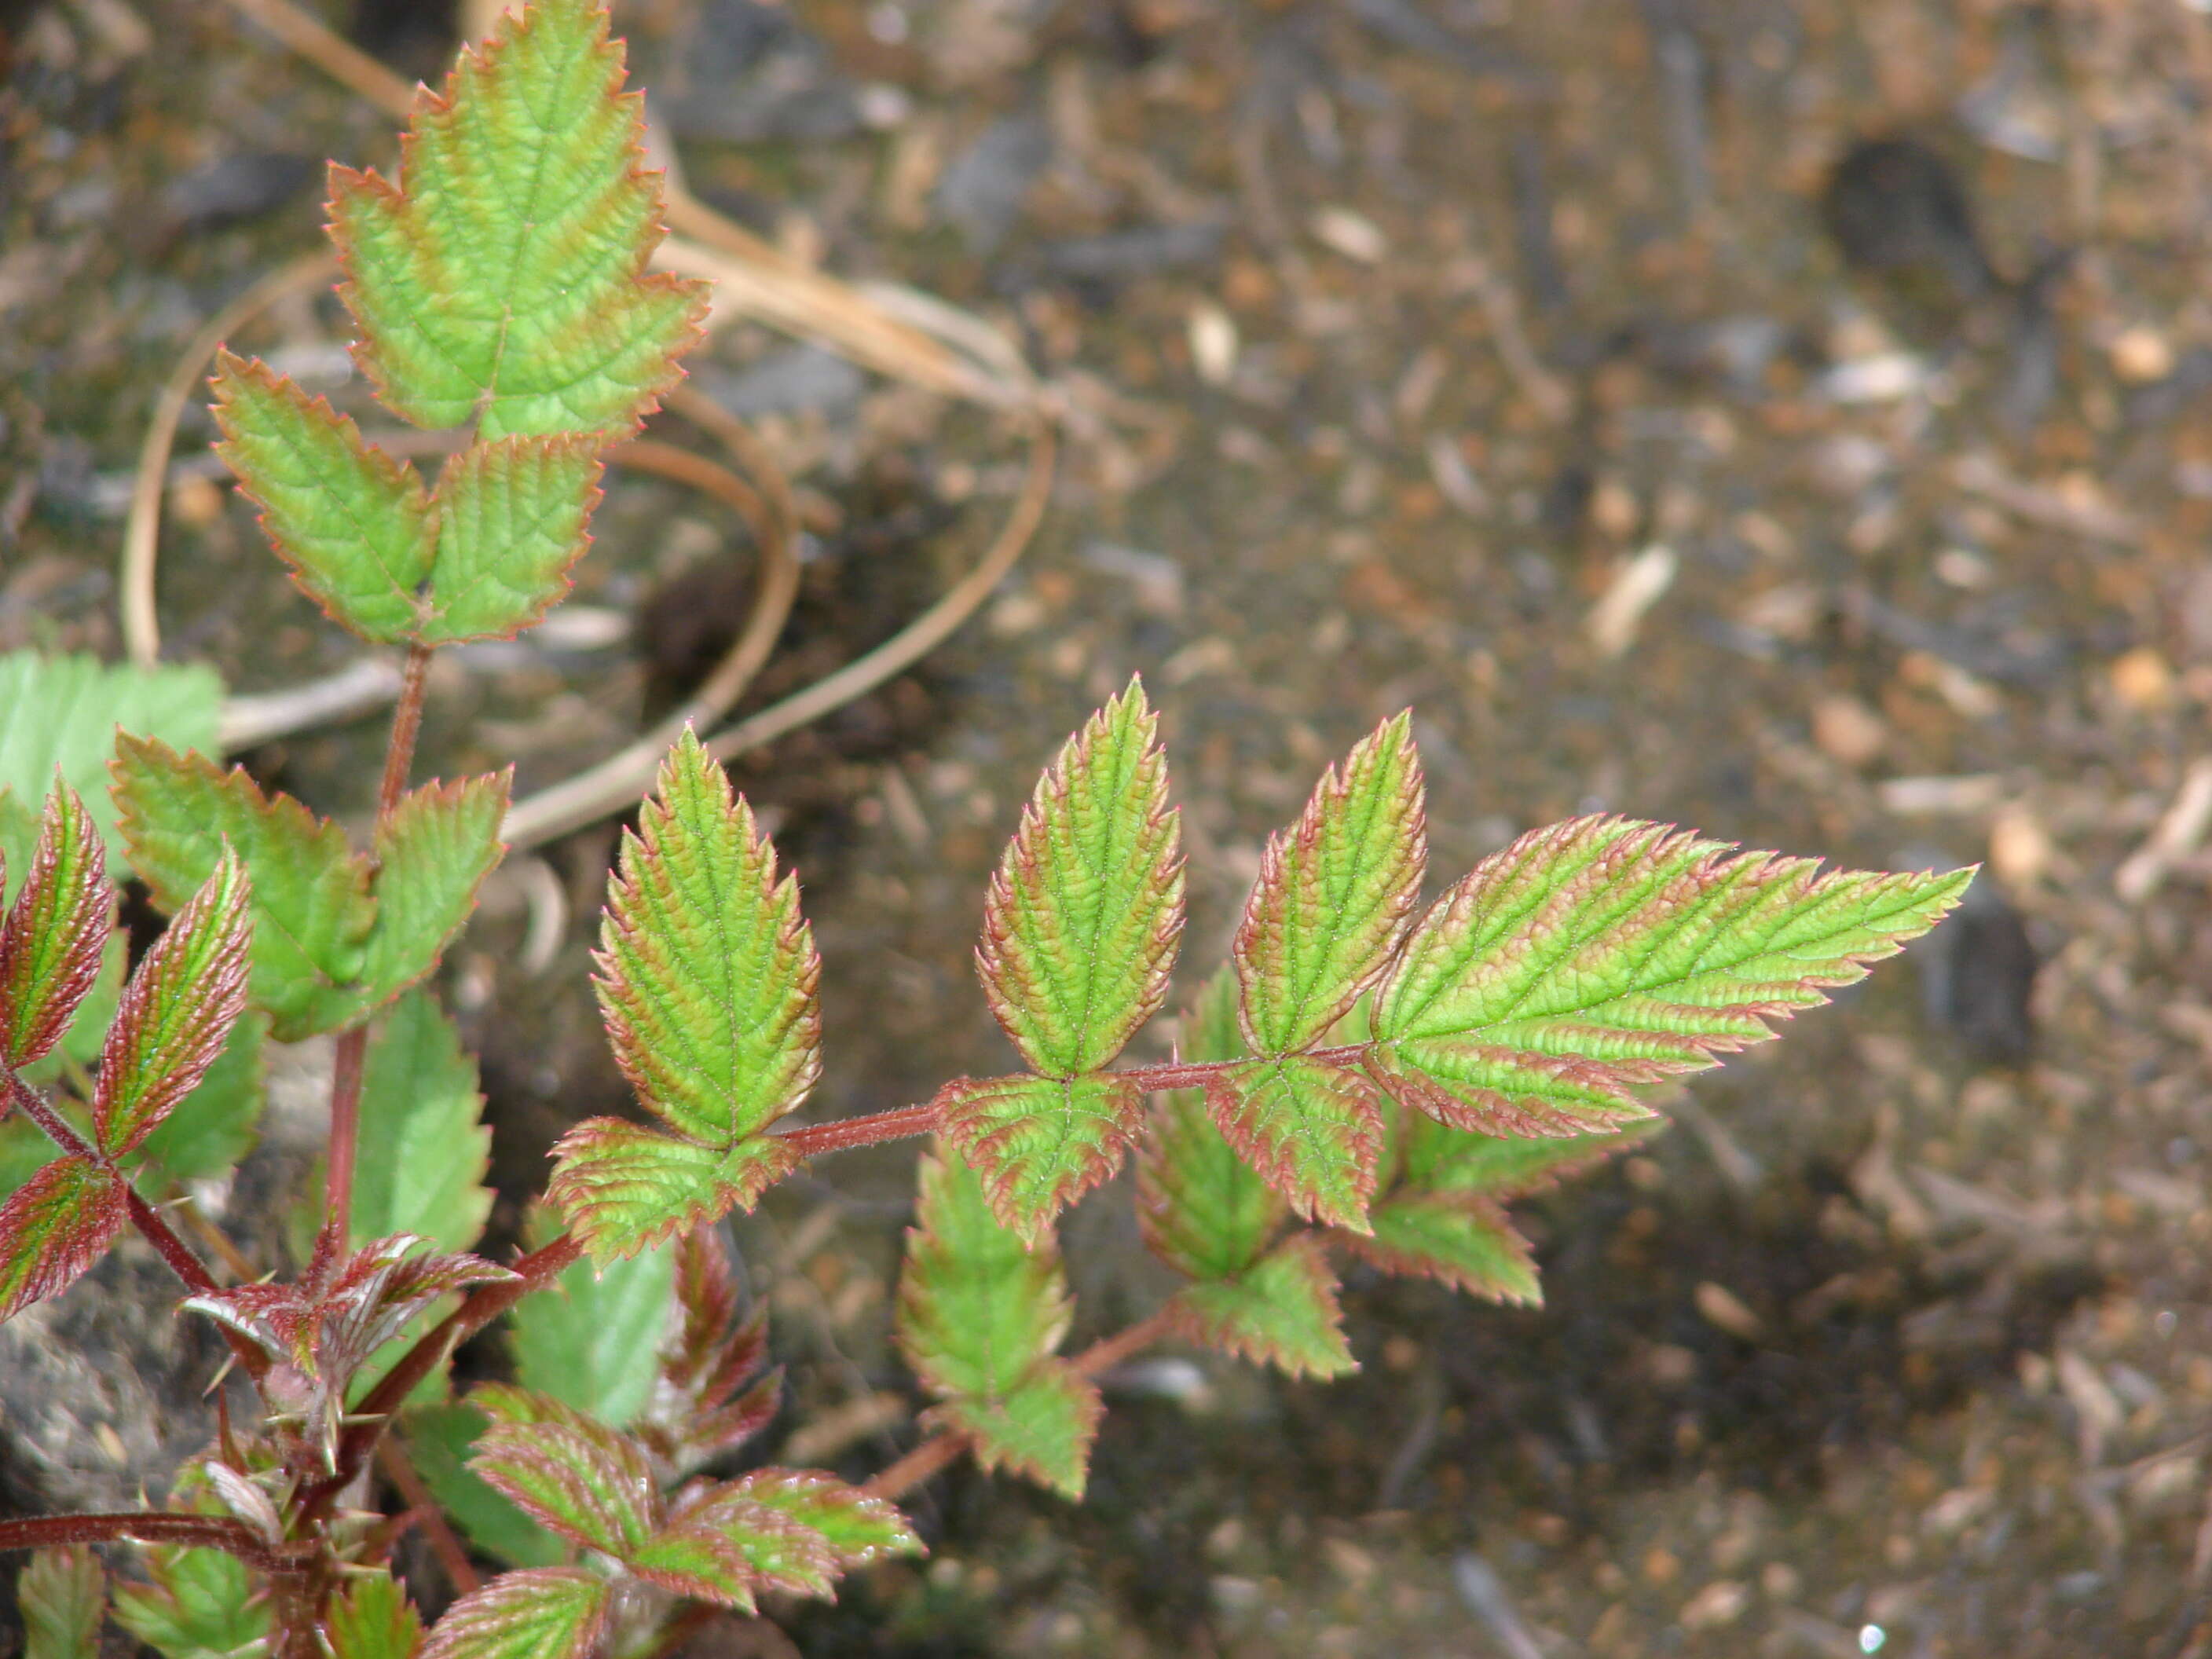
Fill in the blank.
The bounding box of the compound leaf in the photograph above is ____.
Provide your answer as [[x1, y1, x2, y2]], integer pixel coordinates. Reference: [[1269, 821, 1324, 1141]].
[[1339, 1192, 1539, 1303], [418, 1568, 609, 1659], [510, 1211, 676, 1427], [328, 1573, 425, 1659], [977, 679, 1183, 1078], [1137, 968, 1284, 1282], [1234, 712, 1425, 1054], [1205, 1056, 1384, 1233], [596, 731, 821, 1147], [112, 738, 375, 1042], [359, 774, 510, 1008], [936, 1071, 1144, 1244], [208, 352, 434, 643], [330, 0, 708, 440], [19, 1546, 106, 1659], [895, 1145, 1097, 1497], [0, 779, 112, 1071], [548, 1119, 797, 1264], [0, 1156, 125, 1321], [1369, 816, 1975, 1135], [1166, 1233, 1353, 1379], [0, 650, 222, 857], [93, 848, 252, 1159], [417, 436, 603, 643]]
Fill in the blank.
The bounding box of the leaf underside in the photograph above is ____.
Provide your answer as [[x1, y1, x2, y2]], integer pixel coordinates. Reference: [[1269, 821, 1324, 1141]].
[[1368, 815, 1974, 1136], [330, 0, 707, 440], [977, 678, 1184, 1079], [936, 1071, 1144, 1243]]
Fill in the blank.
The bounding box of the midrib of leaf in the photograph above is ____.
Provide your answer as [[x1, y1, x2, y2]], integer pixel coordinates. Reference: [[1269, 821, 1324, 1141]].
[[474, 35, 573, 429], [1046, 714, 1142, 1073], [1275, 763, 1399, 1047]]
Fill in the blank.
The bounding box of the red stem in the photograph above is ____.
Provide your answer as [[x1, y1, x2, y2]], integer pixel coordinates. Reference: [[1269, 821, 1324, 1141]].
[[0, 1510, 288, 1572], [376, 1436, 480, 1595], [375, 643, 434, 818], [773, 1099, 944, 1157]]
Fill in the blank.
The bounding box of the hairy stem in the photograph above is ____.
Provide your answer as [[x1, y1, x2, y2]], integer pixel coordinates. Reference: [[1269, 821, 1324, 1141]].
[[322, 642, 433, 1254], [377, 1436, 481, 1595], [0, 1511, 289, 1572], [863, 1309, 1179, 1503], [772, 1100, 944, 1157]]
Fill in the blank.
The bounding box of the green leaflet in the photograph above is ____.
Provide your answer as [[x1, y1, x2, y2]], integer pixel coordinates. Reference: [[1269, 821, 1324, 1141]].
[[977, 679, 1184, 1078], [93, 848, 252, 1160], [557, 731, 816, 1262], [130, 1013, 269, 1189], [730, 1469, 921, 1567], [209, 353, 434, 643], [471, 1411, 660, 1557], [1136, 968, 1283, 1282], [594, 731, 821, 1146], [352, 991, 493, 1251], [1370, 816, 1976, 1135], [895, 1144, 1098, 1497], [640, 1470, 919, 1607], [112, 738, 374, 1042], [1166, 1234, 1353, 1379], [402, 1404, 567, 1569], [112, 742, 506, 1040], [108, 1536, 271, 1659], [0, 780, 113, 1071], [0, 650, 222, 856], [548, 1119, 797, 1262], [358, 773, 511, 1006], [417, 437, 604, 643], [937, 1071, 1145, 1243], [0, 1156, 126, 1321], [1342, 1193, 1538, 1303], [1233, 713, 1425, 1055], [1205, 1056, 1384, 1233], [327, 1573, 426, 1659], [19, 1546, 106, 1659], [510, 1213, 676, 1427], [330, 0, 707, 440], [416, 1568, 609, 1659], [1395, 1107, 1654, 1199]]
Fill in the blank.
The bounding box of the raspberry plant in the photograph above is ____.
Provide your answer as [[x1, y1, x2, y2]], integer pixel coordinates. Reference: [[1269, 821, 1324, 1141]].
[[0, 2, 1972, 1652]]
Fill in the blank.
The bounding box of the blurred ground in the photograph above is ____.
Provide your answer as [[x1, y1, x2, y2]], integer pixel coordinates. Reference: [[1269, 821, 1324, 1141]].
[[7, 0, 2212, 1654]]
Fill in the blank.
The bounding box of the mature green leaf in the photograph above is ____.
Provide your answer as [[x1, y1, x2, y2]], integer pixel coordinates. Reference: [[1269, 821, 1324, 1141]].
[[417, 437, 603, 643], [932, 1368, 1101, 1500], [0, 781, 112, 1073], [1205, 1056, 1383, 1232], [417, 1568, 609, 1659], [359, 773, 510, 1005], [595, 730, 821, 1145], [209, 352, 434, 643], [1166, 1234, 1353, 1378], [1340, 1193, 1538, 1302], [352, 991, 493, 1251], [1235, 713, 1424, 1055], [937, 1071, 1144, 1244], [328, 1573, 425, 1659], [977, 679, 1183, 1078], [93, 849, 252, 1159], [895, 1145, 1099, 1497], [631, 1505, 826, 1610], [548, 1119, 797, 1263], [510, 1211, 676, 1426], [330, 0, 708, 440], [1137, 969, 1284, 1281], [1394, 1108, 1654, 1200], [1369, 816, 1975, 1134], [402, 1404, 567, 1568], [0, 651, 222, 857], [112, 738, 375, 1042], [0, 1156, 125, 1321], [471, 1409, 660, 1557], [108, 1535, 270, 1659], [130, 1013, 268, 1188], [20, 1546, 105, 1659]]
